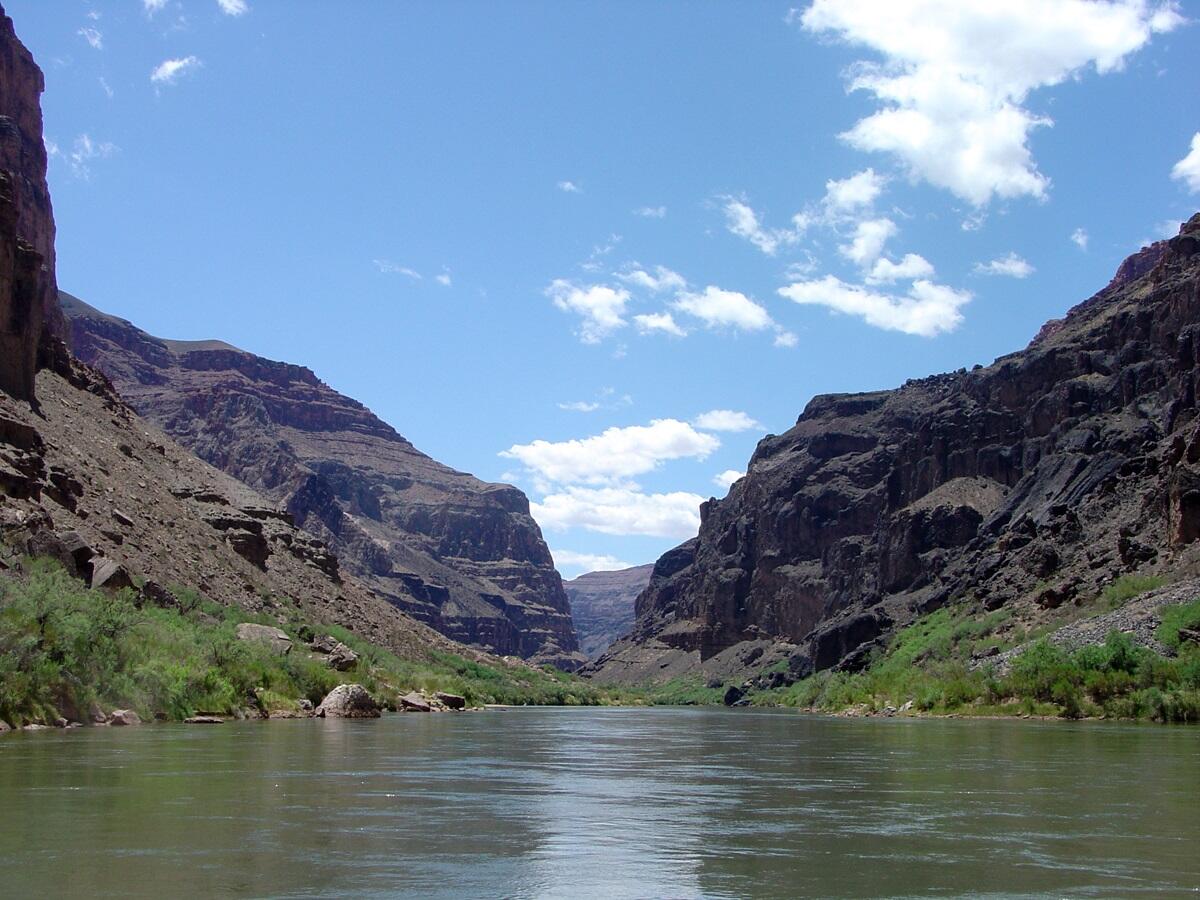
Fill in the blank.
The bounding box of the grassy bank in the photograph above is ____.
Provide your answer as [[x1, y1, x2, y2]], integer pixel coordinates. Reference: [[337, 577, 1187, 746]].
[[748, 598, 1200, 723], [0, 560, 618, 728]]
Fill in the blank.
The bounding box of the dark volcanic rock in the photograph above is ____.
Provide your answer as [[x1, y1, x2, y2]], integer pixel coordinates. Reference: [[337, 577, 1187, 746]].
[[62, 294, 583, 669], [593, 215, 1200, 686], [563, 564, 653, 658]]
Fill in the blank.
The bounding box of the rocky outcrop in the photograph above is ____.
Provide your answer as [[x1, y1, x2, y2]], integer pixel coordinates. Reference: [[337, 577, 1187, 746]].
[[0, 6, 56, 402], [564, 564, 653, 658], [62, 295, 583, 669], [314, 684, 379, 719], [592, 215, 1200, 686]]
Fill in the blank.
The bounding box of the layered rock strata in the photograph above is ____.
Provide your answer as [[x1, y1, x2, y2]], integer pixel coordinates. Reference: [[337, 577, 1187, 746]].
[[564, 564, 653, 658], [63, 296, 583, 668]]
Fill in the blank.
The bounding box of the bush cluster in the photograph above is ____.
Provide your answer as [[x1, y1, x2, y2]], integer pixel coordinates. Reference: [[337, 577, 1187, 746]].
[[762, 604, 1200, 723], [0, 559, 617, 727]]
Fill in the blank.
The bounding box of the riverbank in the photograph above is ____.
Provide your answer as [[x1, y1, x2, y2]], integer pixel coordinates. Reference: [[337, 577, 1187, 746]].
[[0, 560, 625, 731], [720, 583, 1200, 723]]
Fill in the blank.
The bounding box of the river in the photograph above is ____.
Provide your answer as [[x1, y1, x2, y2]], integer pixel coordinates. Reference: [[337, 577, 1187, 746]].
[[0, 707, 1196, 898]]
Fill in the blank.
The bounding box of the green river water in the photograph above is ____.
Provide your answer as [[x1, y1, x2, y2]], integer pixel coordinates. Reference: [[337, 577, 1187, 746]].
[[0, 707, 1196, 898]]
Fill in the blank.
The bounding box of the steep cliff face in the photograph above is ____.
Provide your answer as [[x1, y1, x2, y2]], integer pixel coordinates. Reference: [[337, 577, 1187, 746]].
[[592, 215, 1200, 686], [0, 5, 56, 402], [564, 564, 653, 658], [63, 296, 584, 669]]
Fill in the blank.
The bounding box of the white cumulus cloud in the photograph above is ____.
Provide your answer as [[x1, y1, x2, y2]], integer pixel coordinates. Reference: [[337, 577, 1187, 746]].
[[823, 168, 886, 214], [216, 0, 248, 15], [674, 286, 774, 332], [553, 550, 639, 576], [974, 252, 1034, 278], [634, 312, 687, 338], [534, 487, 704, 538], [151, 56, 201, 85], [693, 410, 762, 433], [713, 469, 745, 490], [839, 217, 897, 267], [501, 419, 719, 486], [616, 264, 687, 293], [780, 275, 971, 337], [143, 0, 168, 13], [547, 280, 631, 344], [557, 180, 582, 193], [1071, 227, 1089, 250], [799, 0, 1182, 206], [774, 329, 799, 348], [1172, 132, 1200, 193], [867, 252, 935, 284]]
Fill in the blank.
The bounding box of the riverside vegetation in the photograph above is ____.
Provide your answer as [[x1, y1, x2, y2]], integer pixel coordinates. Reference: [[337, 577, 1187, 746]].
[[659, 578, 1200, 723], [0, 559, 615, 729], [3, 560, 1199, 728]]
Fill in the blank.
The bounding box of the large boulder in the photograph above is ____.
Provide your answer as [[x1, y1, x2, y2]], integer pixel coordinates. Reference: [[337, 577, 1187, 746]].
[[434, 691, 466, 710], [314, 684, 379, 719], [399, 691, 432, 712], [235, 622, 292, 655], [108, 709, 141, 726], [310, 634, 358, 671]]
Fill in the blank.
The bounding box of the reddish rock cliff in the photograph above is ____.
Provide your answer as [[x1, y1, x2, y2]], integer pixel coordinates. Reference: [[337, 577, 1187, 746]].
[[592, 216, 1200, 686], [0, 4, 56, 401]]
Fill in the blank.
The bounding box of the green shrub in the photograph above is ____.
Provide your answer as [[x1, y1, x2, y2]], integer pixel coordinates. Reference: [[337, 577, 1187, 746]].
[[1101, 574, 1167, 608], [1157, 599, 1200, 650]]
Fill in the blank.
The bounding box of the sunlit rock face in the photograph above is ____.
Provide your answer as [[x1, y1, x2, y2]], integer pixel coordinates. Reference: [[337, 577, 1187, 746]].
[[64, 293, 584, 670]]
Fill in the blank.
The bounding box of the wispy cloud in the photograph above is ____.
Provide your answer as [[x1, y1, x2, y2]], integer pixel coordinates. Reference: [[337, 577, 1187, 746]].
[[48, 133, 118, 179], [77, 27, 103, 50], [143, 0, 168, 14], [634, 205, 667, 218], [151, 55, 201, 85], [615, 264, 686, 293], [557, 180, 582, 193], [1172, 132, 1200, 193], [216, 0, 249, 15], [373, 260, 422, 279], [1071, 228, 1089, 251], [557, 387, 633, 413], [721, 196, 805, 255], [973, 252, 1034, 278]]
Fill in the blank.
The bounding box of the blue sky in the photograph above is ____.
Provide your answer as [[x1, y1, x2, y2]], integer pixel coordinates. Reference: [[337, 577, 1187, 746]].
[[7, 1, 1199, 577]]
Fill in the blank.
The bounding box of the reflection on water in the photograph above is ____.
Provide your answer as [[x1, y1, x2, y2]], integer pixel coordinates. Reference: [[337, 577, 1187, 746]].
[[0, 708, 1197, 898]]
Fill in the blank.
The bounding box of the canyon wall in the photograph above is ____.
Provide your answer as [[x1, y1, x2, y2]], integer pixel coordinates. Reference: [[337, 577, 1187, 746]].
[[592, 216, 1200, 686], [64, 296, 584, 669]]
